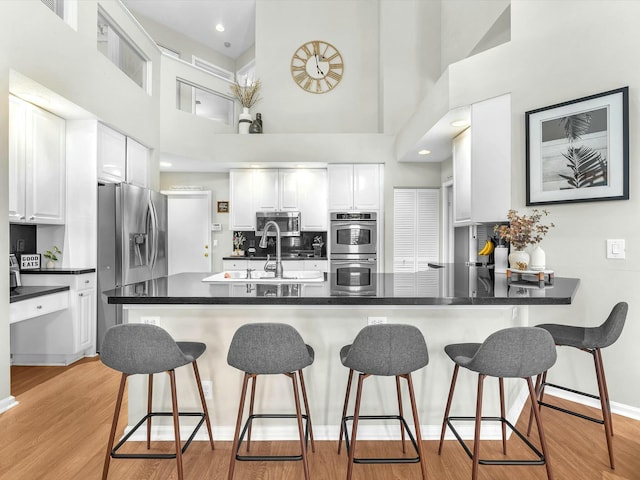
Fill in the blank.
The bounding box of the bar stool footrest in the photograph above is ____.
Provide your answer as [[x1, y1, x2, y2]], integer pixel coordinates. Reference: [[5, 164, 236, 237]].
[[342, 415, 422, 464], [446, 416, 546, 466], [539, 382, 606, 425], [111, 411, 206, 459], [235, 413, 310, 462]]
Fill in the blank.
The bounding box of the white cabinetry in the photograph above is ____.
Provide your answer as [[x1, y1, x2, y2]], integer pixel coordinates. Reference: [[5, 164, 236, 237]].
[[328, 164, 381, 211], [453, 94, 511, 225], [9, 291, 69, 325], [230, 170, 255, 230], [222, 259, 249, 270], [230, 169, 328, 231], [126, 137, 149, 188], [298, 169, 328, 230], [97, 123, 126, 183], [11, 273, 97, 365], [9, 95, 66, 224]]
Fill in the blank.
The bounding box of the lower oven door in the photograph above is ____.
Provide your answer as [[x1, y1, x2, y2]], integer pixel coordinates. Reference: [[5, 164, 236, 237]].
[[330, 257, 377, 295]]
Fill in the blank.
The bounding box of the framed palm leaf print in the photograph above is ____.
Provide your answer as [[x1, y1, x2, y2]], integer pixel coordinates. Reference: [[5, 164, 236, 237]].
[[526, 87, 629, 205]]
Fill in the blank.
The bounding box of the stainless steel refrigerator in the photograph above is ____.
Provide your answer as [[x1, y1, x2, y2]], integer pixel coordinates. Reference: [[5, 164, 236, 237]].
[[97, 183, 168, 350]]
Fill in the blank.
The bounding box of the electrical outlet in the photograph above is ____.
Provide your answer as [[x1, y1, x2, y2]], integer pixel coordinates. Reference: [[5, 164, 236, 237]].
[[201, 380, 213, 400], [368, 316, 387, 326], [141, 316, 160, 326]]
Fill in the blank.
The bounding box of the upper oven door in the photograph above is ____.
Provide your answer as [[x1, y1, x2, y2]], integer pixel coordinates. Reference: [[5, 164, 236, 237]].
[[330, 221, 377, 255]]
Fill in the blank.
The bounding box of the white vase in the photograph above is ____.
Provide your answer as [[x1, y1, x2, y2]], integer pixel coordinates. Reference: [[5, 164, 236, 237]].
[[46, 260, 55, 269], [238, 107, 252, 134], [494, 245, 508, 273], [508, 249, 530, 271], [529, 245, 546, 271]]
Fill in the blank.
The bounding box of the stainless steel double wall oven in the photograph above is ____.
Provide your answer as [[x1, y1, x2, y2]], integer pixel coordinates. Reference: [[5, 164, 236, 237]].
[[330, 212, 377, 294]]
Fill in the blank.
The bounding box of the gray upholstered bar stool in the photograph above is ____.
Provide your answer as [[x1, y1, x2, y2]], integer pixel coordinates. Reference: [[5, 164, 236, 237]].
[[438, 327, 557, 480], [100, 323, 214, 480], [528, 301, 627, 469], [338, 324, 429, 480], [226, 323, 315, 480]]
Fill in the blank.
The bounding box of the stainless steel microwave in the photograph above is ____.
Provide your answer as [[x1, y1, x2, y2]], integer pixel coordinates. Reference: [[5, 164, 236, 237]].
[[256, 211, 301, 237]]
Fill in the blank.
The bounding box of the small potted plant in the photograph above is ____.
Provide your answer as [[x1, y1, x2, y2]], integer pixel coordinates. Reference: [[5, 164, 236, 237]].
[[232, 232, 246, 256], [43, 246, 62, 269]]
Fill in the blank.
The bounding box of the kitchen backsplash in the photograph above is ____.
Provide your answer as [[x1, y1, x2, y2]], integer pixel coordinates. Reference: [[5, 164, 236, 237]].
[[234, 231, 327, 257], [9, 224, 37, 254]]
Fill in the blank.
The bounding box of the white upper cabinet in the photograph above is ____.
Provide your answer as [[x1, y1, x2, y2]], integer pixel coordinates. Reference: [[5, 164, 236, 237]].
[[328, 164, 381, 211], [230, 169, 255, 230], [298, 169, 328, 230], [126, 137, 149, 188], [453, 94, 511, 225], [97, 123, 126, 183], [9, 96, 66, 225], [252, 169, 279, 211], [230, 168, 328, 231]]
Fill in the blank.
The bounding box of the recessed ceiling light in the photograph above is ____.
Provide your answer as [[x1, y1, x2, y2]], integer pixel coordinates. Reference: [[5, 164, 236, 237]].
[[418, 149, 431, 156], [451, 120, 469, 128], [160, 161, 172, 168], [215, 23, 225, 32], [250, 164, 261, 168]]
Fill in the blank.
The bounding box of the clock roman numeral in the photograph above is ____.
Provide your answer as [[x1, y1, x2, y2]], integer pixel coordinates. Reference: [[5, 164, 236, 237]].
[[291, 65, 306, 72], [312, 40, 320, 56], [303, 77, 312, 90], [301, 44, 312, 58], [294, 72, 308, 84], [326, 70, 342, 81], [325, 52, 341, 62]]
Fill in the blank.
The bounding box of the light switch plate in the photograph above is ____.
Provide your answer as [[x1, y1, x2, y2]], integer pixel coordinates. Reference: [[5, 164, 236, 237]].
[[607, 239, 625, 259]]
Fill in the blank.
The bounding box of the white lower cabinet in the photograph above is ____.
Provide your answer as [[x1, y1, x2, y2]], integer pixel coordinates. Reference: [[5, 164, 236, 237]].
[[11, 273, 97, 365], [223, 259, 327, 272]]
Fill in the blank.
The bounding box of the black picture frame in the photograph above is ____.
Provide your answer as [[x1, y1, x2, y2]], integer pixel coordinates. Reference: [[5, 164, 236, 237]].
[[525, 87, 629, 206]]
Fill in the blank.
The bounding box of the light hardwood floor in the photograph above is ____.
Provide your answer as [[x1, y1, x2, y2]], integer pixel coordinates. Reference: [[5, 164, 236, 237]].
[[2, 357, 639, 479]]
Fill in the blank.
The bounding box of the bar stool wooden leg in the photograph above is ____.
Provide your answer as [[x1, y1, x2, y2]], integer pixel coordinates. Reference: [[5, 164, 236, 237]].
[[396, 375, 407, 454], [405, 373, 428, 480], [246, 374, 257, 452], [287, 372, 310, 480], [228, 373, 251, 480], [102, 373, 128, 480], [527, 372, 543, 436], [191, 361, 215, 450], [347, 373, 368, 480], [146, 374, 153, 449], [527, 377, 554, 480], [438, 364, 460, 454], [499, 377, 507, 455], [168, 370, 184, 480], [338, 369, 354, 454], [593, 349, 615, 469], [472, 374, 485, 480], [298, 369, 315, 453]]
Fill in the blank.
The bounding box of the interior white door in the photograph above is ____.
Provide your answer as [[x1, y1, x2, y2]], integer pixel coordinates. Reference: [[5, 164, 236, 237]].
[[166, 191, 211, 275]]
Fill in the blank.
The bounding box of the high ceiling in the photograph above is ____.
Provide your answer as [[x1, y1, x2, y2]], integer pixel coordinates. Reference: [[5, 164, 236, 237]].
[[121, 0, 256, 60]]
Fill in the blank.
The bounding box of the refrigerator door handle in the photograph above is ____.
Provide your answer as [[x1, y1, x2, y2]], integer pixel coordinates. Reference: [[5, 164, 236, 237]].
[[149, 195, 159, 270]]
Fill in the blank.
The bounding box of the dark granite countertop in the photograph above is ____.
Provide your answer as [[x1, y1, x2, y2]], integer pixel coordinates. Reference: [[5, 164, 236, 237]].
[[9, 285, 70, 303], [20, 267, 96, 275], [103, 265, 580, 306]]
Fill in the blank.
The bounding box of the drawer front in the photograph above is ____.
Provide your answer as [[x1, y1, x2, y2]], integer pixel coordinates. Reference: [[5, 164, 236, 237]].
[[222, 259, 249, 270], [74, 274, 96, 290], [9, 291, 70, 324], [303, 260, 328, 272]]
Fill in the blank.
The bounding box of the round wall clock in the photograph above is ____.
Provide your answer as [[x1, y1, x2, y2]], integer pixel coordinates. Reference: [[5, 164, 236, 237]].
[[290, 40, 344, 94]]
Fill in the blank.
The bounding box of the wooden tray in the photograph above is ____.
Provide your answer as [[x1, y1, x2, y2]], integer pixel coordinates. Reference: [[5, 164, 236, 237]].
[[506, 268, 554, 286]]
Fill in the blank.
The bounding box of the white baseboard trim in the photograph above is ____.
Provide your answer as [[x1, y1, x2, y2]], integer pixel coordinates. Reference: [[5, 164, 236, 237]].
[[545, 386, 640, 421], [0, 396, 19, 414], [10, 352, 84, 366]]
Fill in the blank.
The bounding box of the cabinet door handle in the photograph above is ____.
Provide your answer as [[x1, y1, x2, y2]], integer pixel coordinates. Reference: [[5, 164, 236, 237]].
[[204, 253, 209, 257], [36, 305, 42, 309], [19, 216, 25, 220], [79, 293, 84, 297], [29, 215, 35, 220], [84, 280, 90, 284]]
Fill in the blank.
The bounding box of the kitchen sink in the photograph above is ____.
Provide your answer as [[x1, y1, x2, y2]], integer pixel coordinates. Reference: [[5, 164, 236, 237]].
[[202, 270, 325, 283]]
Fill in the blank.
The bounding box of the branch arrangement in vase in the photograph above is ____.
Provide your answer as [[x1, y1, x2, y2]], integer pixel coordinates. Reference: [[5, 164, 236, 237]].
[[230, 77, 262, 109]]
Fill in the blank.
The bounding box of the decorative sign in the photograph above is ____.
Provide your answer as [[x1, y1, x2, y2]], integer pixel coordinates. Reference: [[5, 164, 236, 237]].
[[20, 253, 41, 270], [217, 201, 229, 213]]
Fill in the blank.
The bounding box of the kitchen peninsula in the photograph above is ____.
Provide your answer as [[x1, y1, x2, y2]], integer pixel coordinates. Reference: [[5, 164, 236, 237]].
[[103, 267, 579, 443]]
